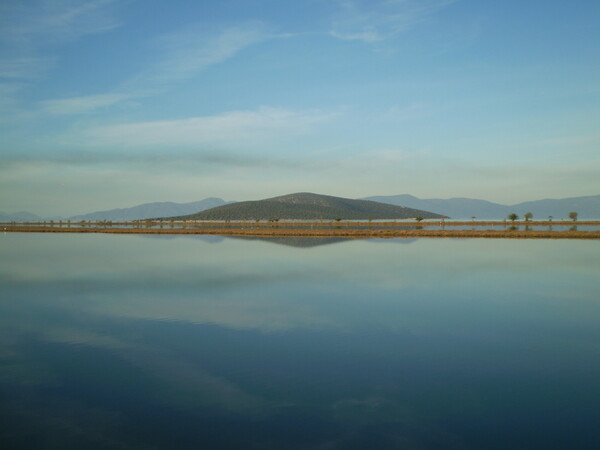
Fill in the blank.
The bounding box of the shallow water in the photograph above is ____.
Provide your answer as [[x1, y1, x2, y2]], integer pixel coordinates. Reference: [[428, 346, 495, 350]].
[[1, 234, 599, 449]]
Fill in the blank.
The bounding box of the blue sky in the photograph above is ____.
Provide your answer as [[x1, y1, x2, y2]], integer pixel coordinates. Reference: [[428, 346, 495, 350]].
[[1, 0, 599, 216]]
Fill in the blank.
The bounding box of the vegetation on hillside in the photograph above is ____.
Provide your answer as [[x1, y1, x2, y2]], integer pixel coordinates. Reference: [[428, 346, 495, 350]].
[[171, 193, 447, 220]]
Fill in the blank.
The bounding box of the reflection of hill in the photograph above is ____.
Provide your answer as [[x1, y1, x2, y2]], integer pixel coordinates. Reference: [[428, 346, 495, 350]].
[[136, 235, 226, 244], [136, 234, 347, 248], [230, 236, 350, 248], [366, 238, 418, 245], [135, 235, 417, 248]]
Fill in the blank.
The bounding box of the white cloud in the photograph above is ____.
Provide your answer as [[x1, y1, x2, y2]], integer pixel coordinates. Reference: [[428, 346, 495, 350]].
[[28, 23, 271, 116], [0, 0, 123, 116], [0, 56, 53, 79], [0, 0, 121, 44], [122, 22, 270, 92], [330, 0, 455, 43], [38, 93, 131, 115], [0, 83, 22, 107], [81, 107, 337, 148]]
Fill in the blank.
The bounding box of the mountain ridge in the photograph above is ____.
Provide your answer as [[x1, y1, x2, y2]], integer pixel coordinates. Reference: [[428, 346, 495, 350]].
[[69, 197, 231, 221], [0, 211, 44, 222], [363, 194, 600, 219], [3, 194, 599, 222]]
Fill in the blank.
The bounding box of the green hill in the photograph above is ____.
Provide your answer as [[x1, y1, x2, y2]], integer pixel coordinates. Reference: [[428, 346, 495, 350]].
[[172, 193, 446, 220]]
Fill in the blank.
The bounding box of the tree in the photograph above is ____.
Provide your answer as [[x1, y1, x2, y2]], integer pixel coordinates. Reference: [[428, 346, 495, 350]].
[[524, 212, 533, 221], [508, 213, 519, 222], [415, 216, 423, 222], [568, 212, 578, 222]]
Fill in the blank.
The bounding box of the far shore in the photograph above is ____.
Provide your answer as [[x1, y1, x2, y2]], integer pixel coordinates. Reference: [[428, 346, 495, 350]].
[[3, 220, 600, 239]]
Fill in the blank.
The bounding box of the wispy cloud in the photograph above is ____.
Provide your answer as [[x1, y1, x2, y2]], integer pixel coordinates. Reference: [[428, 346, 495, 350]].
[[0, 1, 123, 115], [0, 106, 340, 168], [330, 0, 455, 43], [127, 22, 269, 90], [1, 149, 309, 171], [0, 83, 23, 107], [0, 56, 52, 79], [38, 93, 131, 115], [26, 22, 271, 116], [0, 0, 121, 45], [79, 107, 338, 148]]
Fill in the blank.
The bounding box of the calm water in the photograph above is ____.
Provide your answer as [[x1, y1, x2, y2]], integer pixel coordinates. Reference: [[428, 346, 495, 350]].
[[1, 234, 599, 449]]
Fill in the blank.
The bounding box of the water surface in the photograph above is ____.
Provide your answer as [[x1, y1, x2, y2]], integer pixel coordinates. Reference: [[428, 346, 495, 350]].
[[1, 234, 599, 448]]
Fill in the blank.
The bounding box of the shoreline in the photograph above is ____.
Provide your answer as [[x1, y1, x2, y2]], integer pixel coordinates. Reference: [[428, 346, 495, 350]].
[[3, 220, 598, 227], [3, 223, 600, 239]]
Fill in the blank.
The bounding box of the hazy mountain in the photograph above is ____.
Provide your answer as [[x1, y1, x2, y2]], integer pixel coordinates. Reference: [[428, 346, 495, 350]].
[[70, 198, 231, 221], [174, 193, 446, 220], [510, 195, 600, 220], [364, 194, 600, 219], [364, 195, 508, 219], [8, 193, 597, 223], [0, 211, 44, 222]]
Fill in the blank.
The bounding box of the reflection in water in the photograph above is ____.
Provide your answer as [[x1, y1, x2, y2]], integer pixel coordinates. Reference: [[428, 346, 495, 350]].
[[1, 234, 600, 448], [137, 234, 227, 244], [230, 236, 351, 248]]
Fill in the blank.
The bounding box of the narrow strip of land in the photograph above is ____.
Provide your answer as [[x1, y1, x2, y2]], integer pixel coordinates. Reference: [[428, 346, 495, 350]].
[[3, 223, 600, 239], [4, 220, 598, 227]]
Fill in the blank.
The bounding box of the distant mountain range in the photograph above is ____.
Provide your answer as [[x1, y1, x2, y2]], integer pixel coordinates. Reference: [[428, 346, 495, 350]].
[[3, 193, 599, 222], [173, 192, 446, 220], [0, 211, 44, 222], [364, 194, 600, 220], [69, 198, 230, 221]]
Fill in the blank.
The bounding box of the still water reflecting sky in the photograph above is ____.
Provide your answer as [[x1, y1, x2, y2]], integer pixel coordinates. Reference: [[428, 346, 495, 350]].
[[1, 234, 599, 449]]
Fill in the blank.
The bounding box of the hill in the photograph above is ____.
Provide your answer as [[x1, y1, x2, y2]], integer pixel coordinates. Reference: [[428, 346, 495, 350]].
[[173, 193, 446, 220], [364, 194, 600, 220], [70, 197, 230, 221]]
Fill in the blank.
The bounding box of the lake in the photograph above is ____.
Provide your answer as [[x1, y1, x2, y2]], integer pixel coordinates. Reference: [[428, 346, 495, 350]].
[[1, 233, 599, 449]]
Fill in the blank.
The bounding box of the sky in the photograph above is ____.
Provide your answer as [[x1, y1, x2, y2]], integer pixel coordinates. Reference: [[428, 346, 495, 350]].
[[1, 0, 599, 217]]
